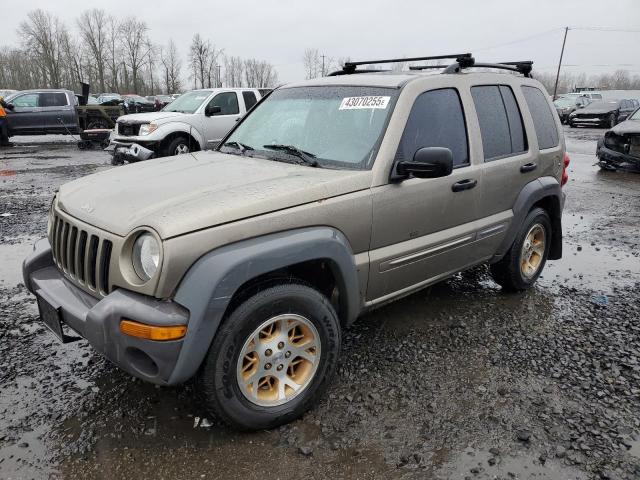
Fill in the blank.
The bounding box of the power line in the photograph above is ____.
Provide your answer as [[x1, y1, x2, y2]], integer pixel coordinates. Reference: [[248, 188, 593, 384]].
[[473, 28, 564, 52]]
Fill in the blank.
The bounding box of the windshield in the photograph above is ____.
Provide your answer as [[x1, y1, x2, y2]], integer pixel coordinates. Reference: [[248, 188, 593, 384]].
[[221, 86, 398, 169], [162, 90, 212, 113], [554, 97, 580, 107]]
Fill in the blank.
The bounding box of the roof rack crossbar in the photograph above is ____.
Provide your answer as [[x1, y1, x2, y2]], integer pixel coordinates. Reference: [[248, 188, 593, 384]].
[[335, 53, 472, 75]]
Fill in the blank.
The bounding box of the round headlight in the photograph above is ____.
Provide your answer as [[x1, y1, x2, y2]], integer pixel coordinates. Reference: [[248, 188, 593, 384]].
[[132, 233, 160, 281]]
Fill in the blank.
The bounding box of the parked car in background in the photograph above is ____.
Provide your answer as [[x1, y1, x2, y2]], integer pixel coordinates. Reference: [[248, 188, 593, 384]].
[[554, 95, 591, 124], [596, 107, 640, 171], [122, 94, 155, 114], [562, 91, 603, 101], [146, 94, 173, 110], [569, 99, 637, 128], [110, 88, 264, 162], [3, 89, 79, 135], [97, 93, 122, 104], [0, 89, 18, 98]]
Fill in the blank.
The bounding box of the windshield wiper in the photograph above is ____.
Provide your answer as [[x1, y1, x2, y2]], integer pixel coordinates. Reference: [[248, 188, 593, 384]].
[[263, 144, 319, 167], [223, 141, 255, 155]]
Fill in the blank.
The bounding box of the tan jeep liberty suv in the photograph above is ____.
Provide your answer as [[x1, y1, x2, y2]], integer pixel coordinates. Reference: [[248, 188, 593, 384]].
[[23, 54, 569, 430]]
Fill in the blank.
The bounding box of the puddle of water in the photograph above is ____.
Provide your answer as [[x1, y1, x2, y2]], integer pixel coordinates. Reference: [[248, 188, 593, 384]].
[[0, 425, 55, 480], [540, 242, 640, 293], [435, 447, 588, 479], [0, 239, 37, 287], [628, 438, 640, 459]]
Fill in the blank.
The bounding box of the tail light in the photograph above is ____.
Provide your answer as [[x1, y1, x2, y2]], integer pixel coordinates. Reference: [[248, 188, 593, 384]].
[[561, 153, 570, 186]]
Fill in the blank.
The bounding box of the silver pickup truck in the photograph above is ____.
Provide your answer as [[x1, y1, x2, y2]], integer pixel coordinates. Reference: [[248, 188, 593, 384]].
[[109, 88, 268, 162]]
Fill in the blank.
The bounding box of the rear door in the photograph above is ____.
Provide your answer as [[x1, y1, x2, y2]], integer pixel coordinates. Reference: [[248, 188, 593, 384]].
[[6, 92, 41, 134], [475, 84, 562, 257], [471, 85, 532, 258], [39, 91, 77, 133], [367, 88, 484, 301], [202, 91, 241, 147]]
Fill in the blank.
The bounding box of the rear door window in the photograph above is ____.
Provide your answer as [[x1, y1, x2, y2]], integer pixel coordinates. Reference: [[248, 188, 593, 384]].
[[396, 88, 469, 167], [39, 92, 68, 107], [521, 86, 559, 150], [242, 91, 258, 110], [471, 85, 527, 161]]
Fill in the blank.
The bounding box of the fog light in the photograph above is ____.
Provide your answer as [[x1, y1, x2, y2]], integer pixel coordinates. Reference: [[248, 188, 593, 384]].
[[120, 320, 186, 341]]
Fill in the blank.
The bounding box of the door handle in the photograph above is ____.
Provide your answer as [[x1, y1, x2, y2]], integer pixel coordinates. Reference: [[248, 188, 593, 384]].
[[451, 179, 478, 192], [520, 162, 537, 173]]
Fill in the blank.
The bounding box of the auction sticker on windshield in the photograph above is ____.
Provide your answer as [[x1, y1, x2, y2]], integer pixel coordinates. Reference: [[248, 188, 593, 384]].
[[339, 96, 390, 110]]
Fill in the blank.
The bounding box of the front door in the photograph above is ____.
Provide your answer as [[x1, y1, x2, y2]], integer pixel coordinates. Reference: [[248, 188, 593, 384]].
[[367, 88, 483, 302], [6, 92, 41, 134], [202, 91, 241, 147]]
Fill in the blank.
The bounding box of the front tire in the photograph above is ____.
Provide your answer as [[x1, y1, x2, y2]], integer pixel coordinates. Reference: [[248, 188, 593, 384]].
[[608, 113, 617, 129], [490, 208, 551, 291], [164, 136, 191, 157], [197, 283, 341, 431]]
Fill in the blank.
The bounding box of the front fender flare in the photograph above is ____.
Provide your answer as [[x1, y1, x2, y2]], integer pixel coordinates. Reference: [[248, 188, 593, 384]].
[[167, 227, 360, 384]]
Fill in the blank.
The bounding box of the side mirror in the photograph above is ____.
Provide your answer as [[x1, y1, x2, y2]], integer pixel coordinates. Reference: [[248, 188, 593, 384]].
[[205, 105, 222, 116], [395, 147, 453, 180]]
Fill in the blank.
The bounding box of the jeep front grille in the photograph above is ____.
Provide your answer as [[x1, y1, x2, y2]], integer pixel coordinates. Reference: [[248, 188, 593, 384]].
[[50, 214, 113, 295]]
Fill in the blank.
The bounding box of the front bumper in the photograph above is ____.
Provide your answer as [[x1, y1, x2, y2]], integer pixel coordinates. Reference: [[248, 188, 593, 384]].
[[23, 238, 189, 385], [108, 139, 157, 161], [597, 145, 640, 170], [569, 117, 606, 126]]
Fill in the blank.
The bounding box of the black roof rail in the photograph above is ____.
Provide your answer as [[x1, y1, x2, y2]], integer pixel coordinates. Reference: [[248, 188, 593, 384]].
[[329, 53, 472, 76]]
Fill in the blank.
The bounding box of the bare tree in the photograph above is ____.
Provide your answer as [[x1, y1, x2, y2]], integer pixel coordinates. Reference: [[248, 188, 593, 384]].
[[244, 59, 279, 88], [160, 39, 182, 93], [189, 34, 210, 89], [18, 10, 68, 87], [119, 18, 149, 93], [224, 55, 245, 87], [303, 48, 322, 79], [105, 16, 121, 92], [77, 9, 109, 92], [207, 46, 224, 88]]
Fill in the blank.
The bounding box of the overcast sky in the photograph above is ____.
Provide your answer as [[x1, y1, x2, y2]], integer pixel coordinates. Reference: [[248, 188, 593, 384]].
[[1, 0, 639, 84]]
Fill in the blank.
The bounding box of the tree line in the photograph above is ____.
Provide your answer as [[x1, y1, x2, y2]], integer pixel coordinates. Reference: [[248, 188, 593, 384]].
[[0, 9, 279, 95], [302, 48, 640, 94]]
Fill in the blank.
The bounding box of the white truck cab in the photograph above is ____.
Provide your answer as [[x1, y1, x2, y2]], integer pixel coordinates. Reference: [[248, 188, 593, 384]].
[[109, 88, 267, 162]]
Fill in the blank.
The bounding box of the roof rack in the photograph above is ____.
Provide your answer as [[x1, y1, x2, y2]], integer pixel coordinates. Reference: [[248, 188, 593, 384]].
[[328, 53, 472, 76], [330, 54, 533, 78]]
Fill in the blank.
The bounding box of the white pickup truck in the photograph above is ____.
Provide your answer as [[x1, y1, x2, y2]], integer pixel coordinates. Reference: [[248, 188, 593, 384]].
[[109, 88, 268, 162]]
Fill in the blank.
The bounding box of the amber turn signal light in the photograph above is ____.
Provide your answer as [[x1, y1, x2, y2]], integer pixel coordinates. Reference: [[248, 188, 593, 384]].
[[120, 320, 187, 341]]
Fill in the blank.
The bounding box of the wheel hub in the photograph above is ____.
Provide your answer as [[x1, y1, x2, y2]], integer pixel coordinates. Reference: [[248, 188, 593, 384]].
[[520, 224, 546, 279], [236, 314, 321, 407]]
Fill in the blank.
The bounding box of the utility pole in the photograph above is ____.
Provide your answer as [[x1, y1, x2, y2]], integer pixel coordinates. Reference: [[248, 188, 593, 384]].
[[321, 54, 326, 77], [553, 27, 569, 100], [216, 64, 221, 87]]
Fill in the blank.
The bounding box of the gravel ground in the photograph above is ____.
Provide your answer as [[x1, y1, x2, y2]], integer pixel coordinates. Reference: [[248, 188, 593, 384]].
[[1, 128, 639, 479]]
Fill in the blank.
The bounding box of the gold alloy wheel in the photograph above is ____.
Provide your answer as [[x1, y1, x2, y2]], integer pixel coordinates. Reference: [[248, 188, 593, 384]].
[[520, 224, 546, 279], [236, 314, 321, 407]]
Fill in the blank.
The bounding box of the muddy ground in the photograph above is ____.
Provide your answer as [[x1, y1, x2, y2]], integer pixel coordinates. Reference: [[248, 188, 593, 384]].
[[1, 129, 639, 480]]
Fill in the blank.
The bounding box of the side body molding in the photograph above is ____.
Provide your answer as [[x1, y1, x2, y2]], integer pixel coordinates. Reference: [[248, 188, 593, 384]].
[[168, 227, 360, 384], [491, 176, 565, 262]]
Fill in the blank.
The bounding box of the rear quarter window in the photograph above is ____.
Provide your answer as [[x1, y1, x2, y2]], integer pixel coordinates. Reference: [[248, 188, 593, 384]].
[[521, 86, 559, 150]]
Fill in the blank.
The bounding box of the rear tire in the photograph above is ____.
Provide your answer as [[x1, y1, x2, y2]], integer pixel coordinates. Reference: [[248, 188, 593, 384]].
[[490, 208, 551, 291], [197, 283, 341, 431]]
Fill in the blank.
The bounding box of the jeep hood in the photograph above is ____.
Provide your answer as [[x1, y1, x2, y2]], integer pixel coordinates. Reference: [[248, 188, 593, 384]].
[[117, 111, 185, 124], [57, 152, 372, 238]]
